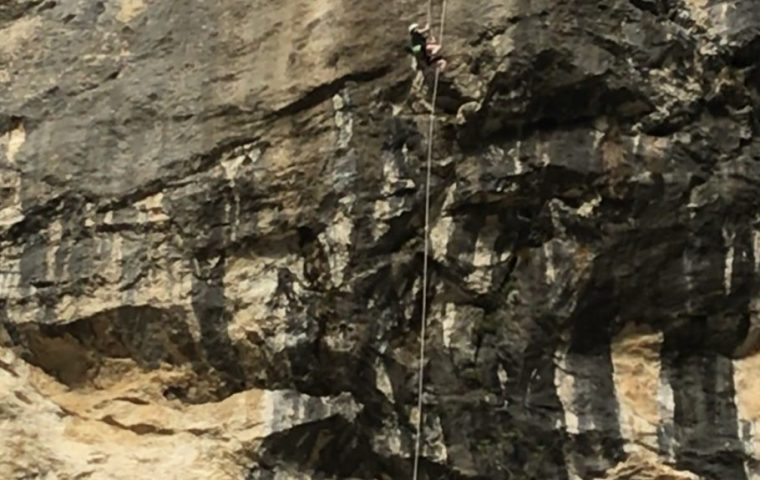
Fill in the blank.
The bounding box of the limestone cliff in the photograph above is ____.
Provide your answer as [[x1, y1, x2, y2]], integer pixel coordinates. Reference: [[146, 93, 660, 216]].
[[2, 0, 760, 478]]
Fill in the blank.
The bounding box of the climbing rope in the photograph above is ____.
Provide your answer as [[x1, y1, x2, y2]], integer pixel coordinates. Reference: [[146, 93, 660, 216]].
[[412, 0, 447, 479]]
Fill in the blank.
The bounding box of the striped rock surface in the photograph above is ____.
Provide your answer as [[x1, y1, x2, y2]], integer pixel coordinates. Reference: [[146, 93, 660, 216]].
[[2, 0, 760, 478]]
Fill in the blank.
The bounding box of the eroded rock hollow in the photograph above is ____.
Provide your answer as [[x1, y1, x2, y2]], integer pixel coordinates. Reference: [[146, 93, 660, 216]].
[[2, 0, 760, 478]]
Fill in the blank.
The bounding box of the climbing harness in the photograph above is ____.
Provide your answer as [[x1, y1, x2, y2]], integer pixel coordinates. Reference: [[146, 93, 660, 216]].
[[412, 0, 447, 479]]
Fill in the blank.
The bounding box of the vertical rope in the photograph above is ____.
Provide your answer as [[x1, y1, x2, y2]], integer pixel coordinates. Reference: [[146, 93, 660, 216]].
[[437, 0, 447, 45], [412, 0, 447, 479]]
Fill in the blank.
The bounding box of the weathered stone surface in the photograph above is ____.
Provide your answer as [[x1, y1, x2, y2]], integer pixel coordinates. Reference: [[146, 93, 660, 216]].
[[2, 0, 760, 478]]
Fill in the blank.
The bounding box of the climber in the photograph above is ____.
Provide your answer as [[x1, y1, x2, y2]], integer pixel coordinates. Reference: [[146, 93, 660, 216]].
[[406, 23, 447, 71]]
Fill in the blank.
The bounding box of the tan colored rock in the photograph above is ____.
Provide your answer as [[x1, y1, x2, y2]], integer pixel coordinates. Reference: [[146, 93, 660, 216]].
[[599, 452, 699, 480], [0, 346, 360, 479], [116, 0, 147, 24], [734, 351, 760, 478], [611, 325, 664, 453]]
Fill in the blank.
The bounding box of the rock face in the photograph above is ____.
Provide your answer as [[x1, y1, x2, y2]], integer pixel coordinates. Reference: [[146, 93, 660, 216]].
[[2, 0, 760, 478]]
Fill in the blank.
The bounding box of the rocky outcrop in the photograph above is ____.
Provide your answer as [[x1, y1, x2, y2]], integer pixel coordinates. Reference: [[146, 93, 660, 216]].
[[2, 0, 760, 478]]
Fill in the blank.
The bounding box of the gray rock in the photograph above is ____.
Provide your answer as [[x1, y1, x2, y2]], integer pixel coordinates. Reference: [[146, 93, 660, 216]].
[[1, 0, 760, 478]]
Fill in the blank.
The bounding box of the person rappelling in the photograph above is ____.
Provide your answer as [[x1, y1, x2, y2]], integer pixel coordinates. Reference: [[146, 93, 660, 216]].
[[406, 23, 447, 71]]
